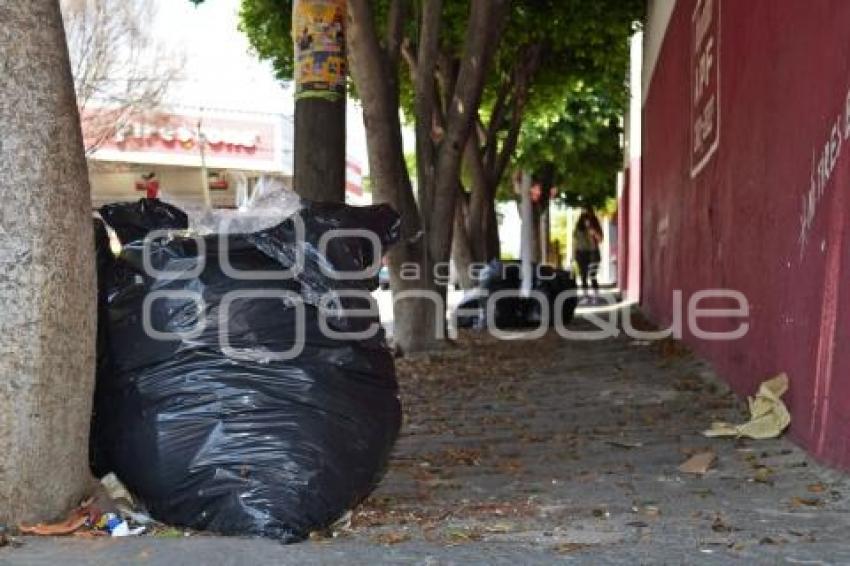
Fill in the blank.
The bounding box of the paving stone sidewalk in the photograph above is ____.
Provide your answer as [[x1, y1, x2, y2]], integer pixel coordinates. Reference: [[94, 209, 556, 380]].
[[4, 314, 850, 565]]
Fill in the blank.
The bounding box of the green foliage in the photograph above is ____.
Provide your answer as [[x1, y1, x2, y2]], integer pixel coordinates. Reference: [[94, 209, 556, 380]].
[[194, 0, 644, 207], [516, 81, 626, 207], [500, 1, 643, 208], [239, 0, 294, 82]]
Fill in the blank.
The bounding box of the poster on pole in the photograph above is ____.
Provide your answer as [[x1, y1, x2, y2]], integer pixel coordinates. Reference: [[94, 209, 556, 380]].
[[293, 0, 346, 101]]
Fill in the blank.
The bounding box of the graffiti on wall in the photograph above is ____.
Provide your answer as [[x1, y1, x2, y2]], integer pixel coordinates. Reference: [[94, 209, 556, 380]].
[[798, 87, 850, 257]]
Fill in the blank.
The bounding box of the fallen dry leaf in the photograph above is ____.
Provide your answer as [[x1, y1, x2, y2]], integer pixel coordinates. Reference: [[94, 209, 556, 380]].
[[446, 529, 483, 543], [19, 498, 96, 537], [483, 522, 514, 533], [711, 515, 738, 533], [606, 440, 644, 449], [753, 466, 774, 484], [373, 531, 411, 545], [553, 542, 590, 554], [642, 505, 661, 517], [679, 450, 717, 475], [807, 483, 826, 493], [791, 497, 822, 508], [19, 514, 89, 536]]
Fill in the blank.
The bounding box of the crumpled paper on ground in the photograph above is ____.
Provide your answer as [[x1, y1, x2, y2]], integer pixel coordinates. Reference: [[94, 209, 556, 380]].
[[703, 373, 791, 439]]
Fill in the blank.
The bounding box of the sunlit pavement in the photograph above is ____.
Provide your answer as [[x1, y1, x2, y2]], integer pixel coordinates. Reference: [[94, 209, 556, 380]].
[[6, 307, 850, 565]]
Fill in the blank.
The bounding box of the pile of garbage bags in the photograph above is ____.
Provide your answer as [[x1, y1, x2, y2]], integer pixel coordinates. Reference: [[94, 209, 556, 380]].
[[91, 194, 402, 542], [454, 260, 578, 329]]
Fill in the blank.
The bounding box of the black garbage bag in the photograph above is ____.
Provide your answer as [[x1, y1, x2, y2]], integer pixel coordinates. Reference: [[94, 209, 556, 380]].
[[93, 198, 402, 542], [98, 197, 188, 246], [454, 260, 578, 329], [90, 218, 114, 477]]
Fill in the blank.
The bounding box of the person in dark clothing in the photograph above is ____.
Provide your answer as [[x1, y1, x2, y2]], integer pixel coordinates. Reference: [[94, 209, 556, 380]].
[[573, 207, 603, 304]]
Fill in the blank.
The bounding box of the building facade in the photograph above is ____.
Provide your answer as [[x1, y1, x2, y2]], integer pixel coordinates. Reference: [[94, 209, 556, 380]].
[[85, 107, 367, 207], [640, 0, 850, 468]]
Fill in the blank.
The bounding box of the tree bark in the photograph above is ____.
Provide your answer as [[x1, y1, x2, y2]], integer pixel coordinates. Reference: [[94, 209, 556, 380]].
[[413, 0, 442, 226], [451, 192, 475, 290], [464, 133, 491, 262], [293, 0, 346, 203], [483, 196, 501, 260], [0, 0, 96, 524]]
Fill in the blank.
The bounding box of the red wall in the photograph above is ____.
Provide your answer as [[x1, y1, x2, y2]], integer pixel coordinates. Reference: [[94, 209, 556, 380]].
[[643, 0, 850, 468]]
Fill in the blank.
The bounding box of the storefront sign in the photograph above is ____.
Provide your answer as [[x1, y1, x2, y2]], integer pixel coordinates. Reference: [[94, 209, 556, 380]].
[[115, 122, 259, 152], [87, 110, 283, 172], [690, 0, 720, 177]]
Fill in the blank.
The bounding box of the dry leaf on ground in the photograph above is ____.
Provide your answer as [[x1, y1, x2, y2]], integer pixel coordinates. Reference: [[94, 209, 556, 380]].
[[678, 450, 717, 475]]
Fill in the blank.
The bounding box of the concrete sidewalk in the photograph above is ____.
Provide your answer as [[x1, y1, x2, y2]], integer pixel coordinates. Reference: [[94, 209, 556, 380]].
[[4, 315, 850, 565]]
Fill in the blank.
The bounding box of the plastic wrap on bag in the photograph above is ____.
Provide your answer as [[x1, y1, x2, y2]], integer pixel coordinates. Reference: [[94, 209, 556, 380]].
[[93, 198, 402, 542], [188, 176, 302, 236], [454, 260, 578, 329]]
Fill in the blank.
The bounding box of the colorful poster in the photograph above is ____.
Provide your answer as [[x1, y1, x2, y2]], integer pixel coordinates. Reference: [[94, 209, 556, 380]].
[[293, 0, 346, 101]]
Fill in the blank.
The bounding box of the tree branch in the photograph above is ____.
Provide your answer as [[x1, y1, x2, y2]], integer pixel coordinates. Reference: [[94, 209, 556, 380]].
[[348, 0, 420, 239], [400, 37, 417, 77], [491, 43, 543, 188], [413, 0, 443, 233], [483, 74, 515, 173], [385, 0, 408, 72], [427, 0, 509, 264]]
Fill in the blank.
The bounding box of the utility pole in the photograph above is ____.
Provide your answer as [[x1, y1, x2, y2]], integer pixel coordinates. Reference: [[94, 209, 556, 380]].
[[292, 0, 347, 203], [519, 170, 534, 296], [197, 110, 212, 208]]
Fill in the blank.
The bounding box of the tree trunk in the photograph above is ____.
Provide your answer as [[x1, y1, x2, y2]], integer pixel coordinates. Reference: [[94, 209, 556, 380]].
[[0, 0, 96, 524], [451, 194, 475, 289], [349, 0, 506, 352], [425, 0, 507, 272], [293, 0, 346, 203], [348, 0, 444, 353], [540, 203, 550, 263], [464, 134, 490, 263], [467, 189, 500, 263], [484, 197, 501, 260], [463, 43, 543, 265], [531, 203, 542, 263]]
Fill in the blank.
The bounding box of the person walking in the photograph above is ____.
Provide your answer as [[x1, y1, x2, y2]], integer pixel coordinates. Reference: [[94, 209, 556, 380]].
[[573, 207, 603, 304]]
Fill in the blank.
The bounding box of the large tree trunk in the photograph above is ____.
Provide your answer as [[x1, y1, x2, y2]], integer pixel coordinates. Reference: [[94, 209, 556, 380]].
[[483, 197, 501, 260], [349, 0, 507, 353], [0, 0, 96, 524], [451, 194, 475, 289], [348, 0, 444, 354]]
